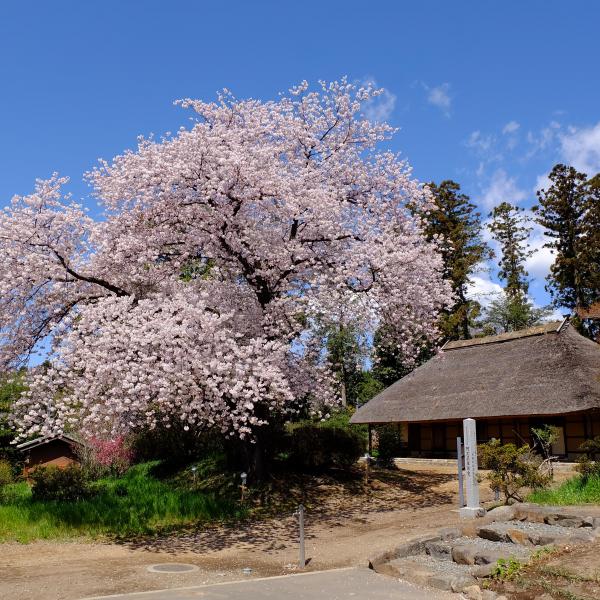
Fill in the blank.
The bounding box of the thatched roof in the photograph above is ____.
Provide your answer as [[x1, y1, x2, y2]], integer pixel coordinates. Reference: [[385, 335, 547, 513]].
[[351, 321, 600, 424]]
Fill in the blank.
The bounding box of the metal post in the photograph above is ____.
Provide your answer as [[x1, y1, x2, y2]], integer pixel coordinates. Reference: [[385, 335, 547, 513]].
[[297, 504, 305, 569], [457, 437, 465, 508], [364, 452, 371, 485], [240, 472, 247, 502]]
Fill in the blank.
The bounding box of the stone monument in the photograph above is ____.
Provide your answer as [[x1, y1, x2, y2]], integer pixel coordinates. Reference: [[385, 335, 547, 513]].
[[459, 418, 486, 518]]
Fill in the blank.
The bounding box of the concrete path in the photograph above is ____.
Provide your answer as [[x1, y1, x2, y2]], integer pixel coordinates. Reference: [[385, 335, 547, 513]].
[[82, 568, 456, 600]]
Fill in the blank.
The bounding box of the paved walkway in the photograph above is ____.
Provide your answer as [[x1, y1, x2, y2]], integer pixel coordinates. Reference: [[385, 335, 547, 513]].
[[82, 568, 456, 600]]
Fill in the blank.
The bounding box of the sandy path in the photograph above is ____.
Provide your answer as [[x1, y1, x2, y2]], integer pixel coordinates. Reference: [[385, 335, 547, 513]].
[[0, 462, 576, 600]]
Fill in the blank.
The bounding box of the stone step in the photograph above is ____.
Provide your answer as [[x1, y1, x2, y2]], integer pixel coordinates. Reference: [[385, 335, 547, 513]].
[[381, 555, 478, 593], [476, 519, 600, 547], [425, 536, 531, 575]]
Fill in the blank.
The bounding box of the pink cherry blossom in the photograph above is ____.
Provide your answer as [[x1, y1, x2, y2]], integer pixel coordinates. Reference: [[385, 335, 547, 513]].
[[4, 79, 452, 441]]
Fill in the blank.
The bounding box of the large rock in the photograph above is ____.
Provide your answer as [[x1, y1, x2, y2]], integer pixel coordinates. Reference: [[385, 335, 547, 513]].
[[506, 528, 532, 546], [476, 526, 509, 543], [368, 534, 441, 569], [544, 514, 585, 528], [425, 541, 453, 560], [463, 584, 483, 599], [428, 573, 477, 593], [452, 545, 477, 565], [486, 505, 516, 522]]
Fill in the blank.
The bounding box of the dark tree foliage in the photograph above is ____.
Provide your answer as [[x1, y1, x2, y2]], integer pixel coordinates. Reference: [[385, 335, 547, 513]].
[[581, 174, 600, 305], [417, 181, 492, 340], [534, 165, 594, 308], [322, 322, 366, 407], [535, 164, 600, 340], [0, 370, 26, 468], [372, 326, 434, 388], [478, 293, 553, 334], [488, 202, 534, 299]]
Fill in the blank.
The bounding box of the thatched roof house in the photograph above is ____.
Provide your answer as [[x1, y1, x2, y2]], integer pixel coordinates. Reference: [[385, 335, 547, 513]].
[[352, 321, 600, 460]]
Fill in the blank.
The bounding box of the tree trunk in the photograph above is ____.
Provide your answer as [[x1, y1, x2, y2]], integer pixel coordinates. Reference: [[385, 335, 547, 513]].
[[247, 436, 267, 482]]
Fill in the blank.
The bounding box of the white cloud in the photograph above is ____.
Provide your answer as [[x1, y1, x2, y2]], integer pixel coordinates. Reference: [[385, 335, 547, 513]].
[[533, 173, 551, 194], [361, 80, 397, 123], [417, 81, 452, 117], [525, 121, 561, 158], [559, 121, 600, 175], [466, 130, 495, 153], [502, 121, 520, 135], [524, 218, 555, 281], [427, 82, 452, 114], [466, 274, 503, 308], [481, 169, 527, 209]]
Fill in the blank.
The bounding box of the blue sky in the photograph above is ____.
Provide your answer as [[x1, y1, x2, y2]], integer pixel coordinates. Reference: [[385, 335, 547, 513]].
[[1, 1, 599, 312]]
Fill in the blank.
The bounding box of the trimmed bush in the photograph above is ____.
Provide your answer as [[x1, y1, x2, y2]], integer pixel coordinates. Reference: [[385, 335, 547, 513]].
[[30, 465, 92, 502], [576, 436, 600, 481], [287, 424, 365, 470], [0, 459, 13, 486], [376, 425, 404, 465], [479, 439, 553, 504]]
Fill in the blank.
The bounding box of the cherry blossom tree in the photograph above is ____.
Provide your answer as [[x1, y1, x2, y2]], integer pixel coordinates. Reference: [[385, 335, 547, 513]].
[[3, 79, 451, 470]]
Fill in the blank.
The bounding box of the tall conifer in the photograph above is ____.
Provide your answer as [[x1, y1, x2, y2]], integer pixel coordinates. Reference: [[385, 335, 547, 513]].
[[418, 181, 492, 340], [488, 202, 533, 299], [534, 164, 588, 308]]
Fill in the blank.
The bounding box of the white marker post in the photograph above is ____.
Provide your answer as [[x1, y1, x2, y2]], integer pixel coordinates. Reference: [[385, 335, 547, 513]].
[[459, 418, 486, 519]]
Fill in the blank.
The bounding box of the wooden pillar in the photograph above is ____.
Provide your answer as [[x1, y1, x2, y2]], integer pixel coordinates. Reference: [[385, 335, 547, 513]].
[[368, 425, 373, 455]]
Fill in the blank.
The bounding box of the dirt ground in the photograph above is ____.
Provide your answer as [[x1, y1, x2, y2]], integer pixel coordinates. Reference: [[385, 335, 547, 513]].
[[488, 540, 600, 600], [0, 461, 581, 600]]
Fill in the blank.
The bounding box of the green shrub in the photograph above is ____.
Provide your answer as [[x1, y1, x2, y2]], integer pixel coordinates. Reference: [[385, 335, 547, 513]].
[[479, 439, 553, 504], [491, 557, 523, 581], [576, 436, 600, 481], [576, 456, 600, 480], [30, 465, 92, 502], [0, 459, 13, 486], [287, 424, 365, 470], [376, 425, 404, 465]]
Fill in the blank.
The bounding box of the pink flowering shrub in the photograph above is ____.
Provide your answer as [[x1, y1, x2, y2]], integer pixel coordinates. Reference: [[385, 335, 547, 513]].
[[80, 436, 134, 477]]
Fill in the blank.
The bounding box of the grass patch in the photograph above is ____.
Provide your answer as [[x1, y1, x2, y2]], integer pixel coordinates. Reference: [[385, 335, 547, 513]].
[[0, 461, 245, 543], [528, 474, 600, 505]]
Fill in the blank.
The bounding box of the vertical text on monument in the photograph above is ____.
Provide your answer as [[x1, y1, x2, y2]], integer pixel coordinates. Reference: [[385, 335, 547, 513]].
[[460, 418, 485, 518]]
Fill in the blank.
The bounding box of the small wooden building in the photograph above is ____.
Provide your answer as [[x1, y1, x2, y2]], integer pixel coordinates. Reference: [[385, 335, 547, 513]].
[[17, 434, 83, 474], [351, 321, 600, 460]]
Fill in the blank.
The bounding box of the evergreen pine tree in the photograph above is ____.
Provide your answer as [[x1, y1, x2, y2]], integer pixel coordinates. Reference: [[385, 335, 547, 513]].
[[482, 202, 552, 333], [534, 164, 589, 309], [417, 181, 492, 340], [581, 174, 600, 304], [488, 202, 534, 299]]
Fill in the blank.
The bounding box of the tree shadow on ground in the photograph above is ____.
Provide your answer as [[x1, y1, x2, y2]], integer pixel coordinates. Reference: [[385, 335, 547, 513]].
[[117, 465, 456, 555]]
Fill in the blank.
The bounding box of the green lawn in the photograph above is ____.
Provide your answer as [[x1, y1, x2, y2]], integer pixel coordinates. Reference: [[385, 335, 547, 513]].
[[528, 474, 600, 505], [0, 462, 245, 543]]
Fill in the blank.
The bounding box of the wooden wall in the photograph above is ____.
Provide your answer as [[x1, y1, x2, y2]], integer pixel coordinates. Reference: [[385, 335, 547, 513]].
[[405, 411, 600, 461], [23, 439, 80, 474]]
